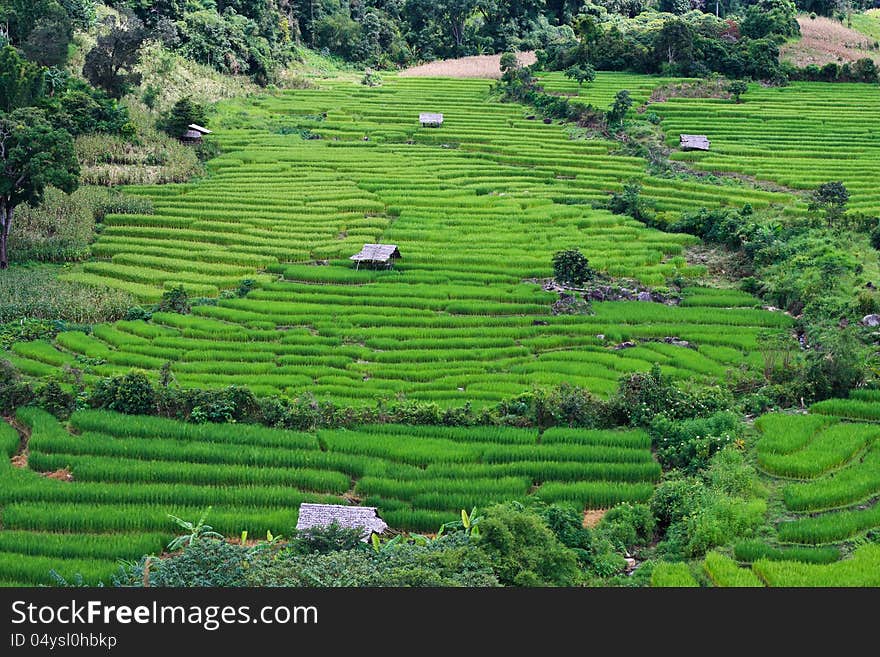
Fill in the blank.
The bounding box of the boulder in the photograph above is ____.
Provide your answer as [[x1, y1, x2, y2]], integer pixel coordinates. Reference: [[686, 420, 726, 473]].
[[862, 314, 880, 327]]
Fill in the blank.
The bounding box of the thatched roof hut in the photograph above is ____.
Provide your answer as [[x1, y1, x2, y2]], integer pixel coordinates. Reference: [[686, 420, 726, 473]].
[[181, 124, 212, 143], [680, 134, 710, 151], [419, 112, 443, 127], [350, 243, 401, 269], [296, 503, 388, 541]]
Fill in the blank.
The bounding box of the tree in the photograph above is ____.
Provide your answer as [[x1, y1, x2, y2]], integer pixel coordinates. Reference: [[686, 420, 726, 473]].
[[552, 248, 594, 286], [564, 63, 596, 88], [21, 2, 73, 67], [606, 89, 632, 126], [157, 97, 208, 138], [740, 0, 799, 39], [83, 12, 147, 99], [500, 51, 518, 74], [727, 80, 748, 103], [653, 18, 695, 68], [0, 46, 47, 112], [809, 181, 849, 227], [0, 108, 79, 269]]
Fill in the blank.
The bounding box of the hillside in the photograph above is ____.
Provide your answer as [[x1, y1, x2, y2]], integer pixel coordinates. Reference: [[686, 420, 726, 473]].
[[781, 16, 880, 66], [2, 2, 880, 596]]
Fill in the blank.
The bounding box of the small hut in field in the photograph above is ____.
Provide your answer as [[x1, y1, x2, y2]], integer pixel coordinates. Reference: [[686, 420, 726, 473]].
[[295, 503, 388, 541], [680, 134, 710, 151], [350, 243, 401, 269], [181, 123, 212, 144], [419, 112, 444, 127]]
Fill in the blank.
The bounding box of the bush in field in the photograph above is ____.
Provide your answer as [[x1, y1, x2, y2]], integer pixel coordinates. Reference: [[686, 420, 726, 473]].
[[649, 411, 742, 473], [606, 90, 632, 126], [607, 181, 656, 225], [0, 360, 36, 414], [288, 523, 367, 556], [158, 385, 261, 425], [496, 384, 607, 429], [474, 502, 582, 586], [652, 448, 766, 559], [157, 286, 190, 314], [9, 187, 95, 262], [564, 64, 595, 87], [727, 80, 748, 103], [90, 372, 156, 415], [157, 97, 208, 138], [596, 503, 655, 552], [360, 68, 382, 87], [542, 503, 593, 556], [650, 476, 706, 532], [809, 182, 849, 228], [137, 539, 247, 587], [38, 381, 75, 420], [244, 533, 499, 587], [803, 327, 867, 400], [552, 248, 594, 286], [610, 364, 680, 426]]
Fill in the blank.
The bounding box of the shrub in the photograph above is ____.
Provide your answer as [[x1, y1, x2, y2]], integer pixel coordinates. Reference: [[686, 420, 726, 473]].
[[596, 503, 654, 551], [157, 97, 208, 138], [649, 411, 741, 473], [141, 539, 247, 587], [287, 523, 367, 556], [552, 248, 594, 286], [90, 372, 157, 415], [0, 360, 36, 414], [157, 286, 190, 314], [475, 502, 582, 586], [38, 381, 75, 419], [650, 476, 706, 532], [607, 181, 656, 225]]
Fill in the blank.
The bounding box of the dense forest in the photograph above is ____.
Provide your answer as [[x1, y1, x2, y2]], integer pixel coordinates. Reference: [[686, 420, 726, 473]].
[[4, 0, 879, 84]]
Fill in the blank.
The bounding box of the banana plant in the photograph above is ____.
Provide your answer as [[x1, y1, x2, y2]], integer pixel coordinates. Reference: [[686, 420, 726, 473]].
[[371, 533, 404, 554], [166, 507, 223, 551], [439, 507, 483, 538]]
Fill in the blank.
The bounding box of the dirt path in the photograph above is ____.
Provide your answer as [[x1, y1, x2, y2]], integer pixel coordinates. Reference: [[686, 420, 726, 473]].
[[399, 52, 535, 79], [4, 416, 29, 469]]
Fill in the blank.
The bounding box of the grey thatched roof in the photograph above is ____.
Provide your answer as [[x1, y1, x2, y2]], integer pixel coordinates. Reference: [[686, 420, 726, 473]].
[[419, 112, 443, 125], [680, 134, 710, 151], [350, 243, 401, 263], [296, 503, 388, 540], [188, 123, 212, 134], [181, 130, 204, 140]]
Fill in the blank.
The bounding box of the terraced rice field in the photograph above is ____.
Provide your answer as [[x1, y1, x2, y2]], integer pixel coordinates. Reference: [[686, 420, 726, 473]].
[[0, 409, 657, 585], [652, 411, 880, 587], [651, 81, 880, 215], [755, 413, 880, 545], [4, 74, 795, 407]]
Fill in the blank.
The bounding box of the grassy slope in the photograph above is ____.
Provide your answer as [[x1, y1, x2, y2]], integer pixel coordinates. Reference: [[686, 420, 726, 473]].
[[780, 15, 879, 67]]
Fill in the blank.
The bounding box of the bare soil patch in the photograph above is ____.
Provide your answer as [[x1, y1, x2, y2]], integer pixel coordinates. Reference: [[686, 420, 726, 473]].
[[781, 16, 879, 66], [399, 52, 535, 79], [583, 508, 608, 528], [42, 467, 74, 482]]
